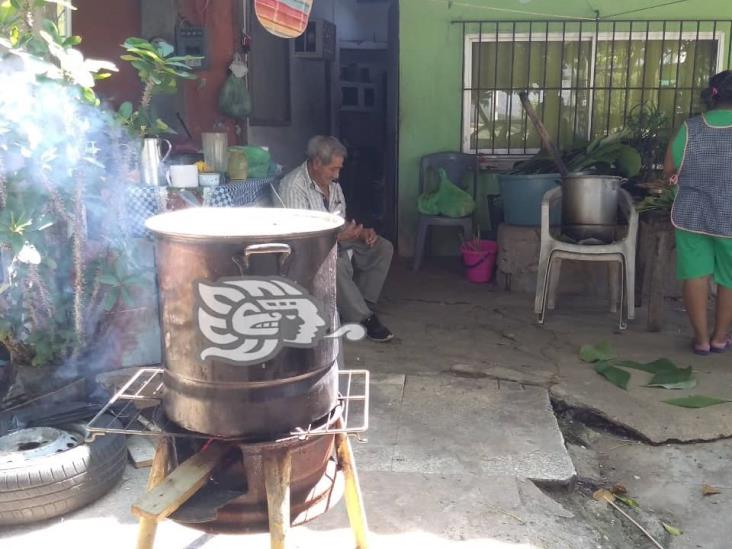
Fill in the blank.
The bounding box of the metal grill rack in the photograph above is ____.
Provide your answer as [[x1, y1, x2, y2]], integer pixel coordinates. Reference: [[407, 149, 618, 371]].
[[86, 368, 369, 443]]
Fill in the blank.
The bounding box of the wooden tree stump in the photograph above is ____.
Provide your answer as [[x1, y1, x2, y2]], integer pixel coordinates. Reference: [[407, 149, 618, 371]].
[[636, 212, 674, 332]]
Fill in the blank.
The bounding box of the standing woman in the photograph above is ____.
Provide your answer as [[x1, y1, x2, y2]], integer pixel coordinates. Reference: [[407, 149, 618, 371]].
[[664, 70, 732, 355]]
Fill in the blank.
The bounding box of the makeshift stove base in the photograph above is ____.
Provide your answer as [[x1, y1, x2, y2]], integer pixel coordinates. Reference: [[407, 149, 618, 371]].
[[86, 368, 370, 549], [134, 424, 367, 549]]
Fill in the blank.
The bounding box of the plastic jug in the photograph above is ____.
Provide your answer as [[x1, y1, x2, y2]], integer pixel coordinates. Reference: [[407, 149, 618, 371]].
[[227, 146, 249, 180]]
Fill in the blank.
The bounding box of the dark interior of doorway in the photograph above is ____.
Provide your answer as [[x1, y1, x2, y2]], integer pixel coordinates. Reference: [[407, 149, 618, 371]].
[[337, 0, 398, 244]]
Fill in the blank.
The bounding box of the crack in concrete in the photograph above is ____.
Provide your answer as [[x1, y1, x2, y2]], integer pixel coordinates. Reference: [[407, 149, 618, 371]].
[[389, 374, 408, 473]]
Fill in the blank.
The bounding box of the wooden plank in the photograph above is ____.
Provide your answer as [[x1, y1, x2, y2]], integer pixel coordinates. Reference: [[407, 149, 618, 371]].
[[518, 91, 569, 178], [132, 442, 228, 522], [127, 436, 157, 469], [647, 228, 672, 332], [136, 437, 171, 549], [263, 450, 293, 549], [335, 424, 370, 549]]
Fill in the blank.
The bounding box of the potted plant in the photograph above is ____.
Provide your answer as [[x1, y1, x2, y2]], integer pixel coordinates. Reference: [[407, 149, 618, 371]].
[[115, 37, 199, 139]]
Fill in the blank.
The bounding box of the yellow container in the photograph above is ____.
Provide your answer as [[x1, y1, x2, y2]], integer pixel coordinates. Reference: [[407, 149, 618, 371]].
[[227, 146, 249, 180]]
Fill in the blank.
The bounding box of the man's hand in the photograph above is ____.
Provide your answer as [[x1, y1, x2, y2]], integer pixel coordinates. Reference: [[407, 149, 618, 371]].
[[338, 220, 364, 242], [361, 228, 378, 247]]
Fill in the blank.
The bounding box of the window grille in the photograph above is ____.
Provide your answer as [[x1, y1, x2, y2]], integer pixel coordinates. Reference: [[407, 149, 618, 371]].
[[458, 20, 732, 155]]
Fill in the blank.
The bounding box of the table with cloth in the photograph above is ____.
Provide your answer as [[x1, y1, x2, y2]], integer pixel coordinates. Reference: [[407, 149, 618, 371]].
[[125, 177, 276, 238]]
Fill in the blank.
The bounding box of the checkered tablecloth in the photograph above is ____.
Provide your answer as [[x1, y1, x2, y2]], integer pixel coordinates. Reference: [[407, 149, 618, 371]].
[[125, 177, 276, 238], [202, 177, 273, 207], [125, 187, 168, 238]]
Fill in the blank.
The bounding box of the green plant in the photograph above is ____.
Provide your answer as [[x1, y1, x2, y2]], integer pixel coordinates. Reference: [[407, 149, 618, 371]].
[[116, 37, 200, 137], [564, 132, 641, 178], [511, 132, 642, 178], [625, 102, 670, 182], [636, 185, 675, 214], [0, 2, 148, 373], [97, 254, 151, 312], [0, 0, 116, 104]]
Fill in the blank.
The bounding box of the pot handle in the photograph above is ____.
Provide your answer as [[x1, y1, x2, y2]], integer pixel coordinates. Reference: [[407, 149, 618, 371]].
[[235, 243, 292, 273], [160, 139, 173, 163]]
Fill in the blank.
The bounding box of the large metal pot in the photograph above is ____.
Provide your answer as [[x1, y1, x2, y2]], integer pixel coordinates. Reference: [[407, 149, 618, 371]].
[[145, 207, 344, 438], [561, 174, 622, 242]]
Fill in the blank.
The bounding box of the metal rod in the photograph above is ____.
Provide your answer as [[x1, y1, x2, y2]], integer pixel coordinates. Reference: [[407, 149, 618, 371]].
[[460, 21, 466, 151], [640, 21, 651, 113], [344, 369, 354, 428], [670, 22, 684, 128], [688, 21, 701, 117], [588, 19, 600, 139], [708, 20, 718, 84], [133, 369, 158, 398], [621, 21, 634, 126], [555, 21, 567, 147], [573, 21, 584, 138], [475, 22, 483, 156], [657, 21, 667, 110], [523, 21, 533, 154], [491, 22, 500, 153], [507, 21, 517, 152], [605, 21, 618, 135], [540, 21, 550, 125]]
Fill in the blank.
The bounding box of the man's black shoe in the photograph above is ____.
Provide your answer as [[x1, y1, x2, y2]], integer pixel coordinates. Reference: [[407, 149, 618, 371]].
[[362, 314, 393, 342]]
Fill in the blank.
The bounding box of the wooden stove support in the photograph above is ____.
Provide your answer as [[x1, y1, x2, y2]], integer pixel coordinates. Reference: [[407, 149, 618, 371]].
[[136, 436, 171, 549], [260, 430, 370, 549], [132, 431, 370, 549], [336, 426, 370, 549], [263, 450, 293, 549], [133, 440, 228, 549]]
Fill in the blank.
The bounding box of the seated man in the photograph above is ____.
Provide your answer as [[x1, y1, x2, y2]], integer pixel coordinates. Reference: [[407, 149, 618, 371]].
[[279, 135, 394, 342]]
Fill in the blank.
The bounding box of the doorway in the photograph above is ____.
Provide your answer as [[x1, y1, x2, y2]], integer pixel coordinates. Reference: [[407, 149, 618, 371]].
[[334, 0, 398, 245]]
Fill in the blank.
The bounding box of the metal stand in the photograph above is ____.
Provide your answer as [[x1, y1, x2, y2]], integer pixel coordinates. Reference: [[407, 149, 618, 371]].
[[133, 430, 369, 549], [86, 367, 370, 549]]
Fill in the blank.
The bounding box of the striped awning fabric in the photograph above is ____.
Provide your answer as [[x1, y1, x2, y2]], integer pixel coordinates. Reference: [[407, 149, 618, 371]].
[[254, 0, 314, 39]]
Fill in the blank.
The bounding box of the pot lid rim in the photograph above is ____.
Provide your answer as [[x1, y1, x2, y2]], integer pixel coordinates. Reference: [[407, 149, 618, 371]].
[[144, 207, 345, 239]]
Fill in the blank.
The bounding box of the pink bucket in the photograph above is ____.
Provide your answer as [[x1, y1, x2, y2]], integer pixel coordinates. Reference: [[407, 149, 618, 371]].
[[460, 240, 498, 284]]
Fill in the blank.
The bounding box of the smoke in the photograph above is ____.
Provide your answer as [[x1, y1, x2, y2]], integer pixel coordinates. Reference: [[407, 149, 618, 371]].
[[0, 49, 149, 391]]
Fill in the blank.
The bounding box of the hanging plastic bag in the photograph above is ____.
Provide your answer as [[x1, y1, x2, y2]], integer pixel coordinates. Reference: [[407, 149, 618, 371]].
[[417, 168, 475, 218], [218, 53, 251, 120]]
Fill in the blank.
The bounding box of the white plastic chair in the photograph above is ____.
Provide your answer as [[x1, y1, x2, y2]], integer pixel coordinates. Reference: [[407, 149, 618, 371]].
[[534, 186, 638, 330]]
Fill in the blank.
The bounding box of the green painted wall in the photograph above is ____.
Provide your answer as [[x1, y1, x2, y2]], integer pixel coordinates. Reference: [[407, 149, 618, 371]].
[[398, 0, 732, 257]]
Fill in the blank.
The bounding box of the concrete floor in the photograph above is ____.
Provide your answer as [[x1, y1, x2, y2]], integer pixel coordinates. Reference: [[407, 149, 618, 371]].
[[2, 258, 731, 548]]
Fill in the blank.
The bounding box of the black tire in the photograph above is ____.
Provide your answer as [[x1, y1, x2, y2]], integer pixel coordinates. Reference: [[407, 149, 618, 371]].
[[0, 415, 127, 526]]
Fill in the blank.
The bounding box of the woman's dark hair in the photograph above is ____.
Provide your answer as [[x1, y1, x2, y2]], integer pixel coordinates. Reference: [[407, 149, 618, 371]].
[[701, 70, 732, 109]]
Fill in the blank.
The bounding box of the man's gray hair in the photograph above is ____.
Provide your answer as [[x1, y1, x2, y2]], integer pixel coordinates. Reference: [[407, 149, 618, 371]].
[[307, 135, 347, 165]]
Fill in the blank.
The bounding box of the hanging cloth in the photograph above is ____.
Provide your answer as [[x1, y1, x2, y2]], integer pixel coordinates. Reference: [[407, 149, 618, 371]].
[[254, 0, 313, 39]]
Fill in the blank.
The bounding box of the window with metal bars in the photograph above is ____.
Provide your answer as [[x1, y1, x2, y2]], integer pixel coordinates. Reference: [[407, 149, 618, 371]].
[[460, 20, 732, 156]]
